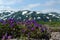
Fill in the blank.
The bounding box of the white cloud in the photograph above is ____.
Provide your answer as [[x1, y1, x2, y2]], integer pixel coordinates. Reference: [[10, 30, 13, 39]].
[[43, 0, 60, 6], [0, 0, 60, 13], [28, 4, 40, 8], [0, 0, 23, 5], [43, 0, 55, 6], [0, 0, 23, 11], [41, 8, 60, 13], [0, 0, 3, 4], [0, 6, 19, 11], [22, 0, 60, 11], [22, 3, 40, 10], [0, 6, 11, 10]]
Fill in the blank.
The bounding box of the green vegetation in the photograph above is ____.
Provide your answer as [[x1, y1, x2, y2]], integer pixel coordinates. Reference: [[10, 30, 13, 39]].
[[0, 19, 51, 40], [37, 21, 60, 32], [37, 21, 60, 27]]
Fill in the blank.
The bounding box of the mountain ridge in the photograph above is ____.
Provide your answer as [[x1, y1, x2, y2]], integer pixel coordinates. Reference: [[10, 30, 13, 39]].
[[0, 10, 60, 22]]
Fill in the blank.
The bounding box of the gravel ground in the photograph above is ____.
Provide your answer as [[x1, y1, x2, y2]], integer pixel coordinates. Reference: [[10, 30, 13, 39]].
[[50, 32, 60, 40], [5, 32, 60, 40]]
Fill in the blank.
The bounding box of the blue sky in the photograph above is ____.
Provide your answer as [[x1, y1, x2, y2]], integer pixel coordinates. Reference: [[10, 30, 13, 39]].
[[0, 0, 60, 13]]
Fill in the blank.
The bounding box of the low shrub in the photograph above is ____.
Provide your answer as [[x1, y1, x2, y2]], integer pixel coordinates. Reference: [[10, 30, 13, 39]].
[[0, 18, 51, 40]]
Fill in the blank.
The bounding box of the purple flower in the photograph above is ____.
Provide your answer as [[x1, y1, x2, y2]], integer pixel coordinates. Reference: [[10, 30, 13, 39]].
[[25, 20, 31, 23], [10, 23, 14, 27], [2, 21, 7, 25], [41, 27, 47, 32], [7, 18, 15, 24], [0, 19, 4, 23], [31, 19, 36, 24], [2, 33, 8, 40], [39, 24, 42, 27], [22, 29, 26, 33], [25, 20, 31, 25], [34, 23, 39, 27], [31, 27, 35, 31], [2, 36, 5, 40], [41, 28, 44, 32], [43, 27, 47, 30], [4, 33, 8, 39], [28, 32, 30, 37], [8, 36, 12, 39]]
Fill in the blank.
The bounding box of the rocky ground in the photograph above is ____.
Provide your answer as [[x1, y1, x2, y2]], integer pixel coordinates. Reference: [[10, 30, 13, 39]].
[[50, 32, 60, 40], [9, 32, 60, 40]]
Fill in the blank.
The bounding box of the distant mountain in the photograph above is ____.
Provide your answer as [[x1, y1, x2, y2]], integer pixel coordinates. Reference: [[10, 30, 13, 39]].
[[0, 10, 60, 22]]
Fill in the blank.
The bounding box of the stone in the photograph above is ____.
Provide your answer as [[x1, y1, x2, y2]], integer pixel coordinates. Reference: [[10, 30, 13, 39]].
[[50, 32, 60, 40]]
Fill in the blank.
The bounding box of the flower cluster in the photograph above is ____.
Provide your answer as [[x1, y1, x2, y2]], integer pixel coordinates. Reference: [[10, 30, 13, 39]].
[[0, 18, 51, 39]]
